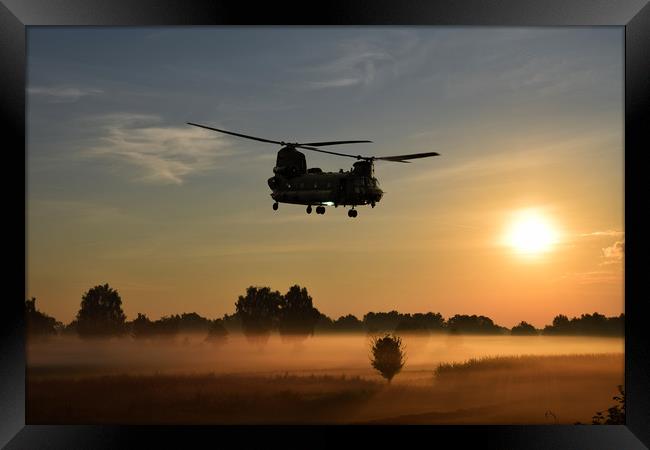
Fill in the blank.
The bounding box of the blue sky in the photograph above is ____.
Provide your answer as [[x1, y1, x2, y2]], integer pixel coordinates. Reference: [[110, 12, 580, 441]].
[[27, 27, 624, 325]]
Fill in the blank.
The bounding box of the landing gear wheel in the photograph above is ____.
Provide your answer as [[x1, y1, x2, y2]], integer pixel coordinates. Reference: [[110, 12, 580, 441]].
[[348, 209, 358, 218], [272, 202, 279, 211], [371, 202, 375, 208], [316, 206, 325, 215], [306, 205, 312, 214]]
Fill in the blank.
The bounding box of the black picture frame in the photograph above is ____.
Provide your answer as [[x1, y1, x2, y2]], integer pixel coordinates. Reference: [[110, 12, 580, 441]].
[[2, 0, 648, 448]]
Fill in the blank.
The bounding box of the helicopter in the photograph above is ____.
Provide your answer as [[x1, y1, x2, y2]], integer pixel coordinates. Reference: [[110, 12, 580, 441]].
[[187, 122, 439, 218]]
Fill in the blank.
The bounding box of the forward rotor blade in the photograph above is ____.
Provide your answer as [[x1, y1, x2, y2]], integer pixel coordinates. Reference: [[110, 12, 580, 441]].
[[300, 140, 372, 147], [187, 122, 440, 164], [186, 122, 285, 145], [374, 152, 440, 162]]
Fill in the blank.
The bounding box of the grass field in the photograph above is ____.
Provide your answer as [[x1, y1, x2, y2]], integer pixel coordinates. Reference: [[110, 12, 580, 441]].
[[27, 351, 623, 424]]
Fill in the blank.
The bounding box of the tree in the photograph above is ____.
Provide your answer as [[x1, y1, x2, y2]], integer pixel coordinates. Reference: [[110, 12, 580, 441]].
[[205, 319, 229, 344], [592, 385, 625, 424], [153, 314, 182, 337], [395, 313, 445, 334], [543, 314, 570, 335], [314, 312, 335, 332], [130, 313, 154, 339], [278, 285, 320, 340], [369, 334, 406, 383], [446, 314, 505, 334], [61, 320, 78, 336], [75, 284, 126, 338], [177, 312, 212, 334], [363, 311, 402, 333], [221, 313, 243, 333], [542, 313, 623, 336], [332, 314, 364, 332], [553, 314, 570, 328], [235, 286, 283, 344], [25, 298, 61, 336], [606, 314, 625, 336], [511, 321, 538, 335]]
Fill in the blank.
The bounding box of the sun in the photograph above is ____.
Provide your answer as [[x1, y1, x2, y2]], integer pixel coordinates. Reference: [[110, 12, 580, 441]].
[[503, 209, 559, 256]]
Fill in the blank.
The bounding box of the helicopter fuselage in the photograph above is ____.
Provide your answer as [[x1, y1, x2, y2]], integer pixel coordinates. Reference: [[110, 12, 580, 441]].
[[268, 170, 383, 207], [267, 146, 383, 209]]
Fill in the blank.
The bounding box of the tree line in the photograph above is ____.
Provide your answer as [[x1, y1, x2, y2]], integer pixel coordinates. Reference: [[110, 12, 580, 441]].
[[25, 283, 625, 341]]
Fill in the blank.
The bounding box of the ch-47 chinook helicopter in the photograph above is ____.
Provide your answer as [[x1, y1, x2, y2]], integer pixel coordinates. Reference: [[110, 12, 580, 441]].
[[187, 122, 439, 218]]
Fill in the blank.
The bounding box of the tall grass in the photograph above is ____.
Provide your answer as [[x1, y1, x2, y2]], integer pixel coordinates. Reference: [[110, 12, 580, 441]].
[[434, 353, 622, 377]]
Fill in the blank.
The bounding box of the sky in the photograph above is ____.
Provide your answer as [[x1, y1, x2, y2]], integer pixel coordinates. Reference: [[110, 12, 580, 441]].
[[26, 27, 624, 328]]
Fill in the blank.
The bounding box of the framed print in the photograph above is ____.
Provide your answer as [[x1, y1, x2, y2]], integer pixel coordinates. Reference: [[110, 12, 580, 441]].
[[2, 0, 649, 448]]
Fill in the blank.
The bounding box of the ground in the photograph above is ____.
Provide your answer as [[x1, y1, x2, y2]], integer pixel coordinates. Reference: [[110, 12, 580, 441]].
[[27, 337, 623, 424]]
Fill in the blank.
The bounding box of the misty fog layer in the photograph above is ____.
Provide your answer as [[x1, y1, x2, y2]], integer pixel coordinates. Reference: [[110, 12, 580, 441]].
[[27, 334, 623, 380]]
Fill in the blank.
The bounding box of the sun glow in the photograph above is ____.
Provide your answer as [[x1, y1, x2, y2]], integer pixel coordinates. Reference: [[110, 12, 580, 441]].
[[503, 209, 559, 256]]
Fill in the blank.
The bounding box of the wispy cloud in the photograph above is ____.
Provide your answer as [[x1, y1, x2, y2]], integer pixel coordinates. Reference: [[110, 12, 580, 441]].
[[580, 230, 624, 238], [601, 240, 624, 264], [84, 113, 232, 185], [401, 130, 619, 187], [438, 34, 618, 101], [296, 32, 423, 91], [409, 129, 440, 141], [558, 270, 623, 285], [306, 77, 364, 90], [573, 231, 624, 265], [406, 148, 548, 185], [28, 86, 103, 103], [301, 50, 392, 91]]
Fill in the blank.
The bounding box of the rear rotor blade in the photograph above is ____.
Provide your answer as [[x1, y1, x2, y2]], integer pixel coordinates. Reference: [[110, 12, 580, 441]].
[[295, 146, 440, 163], [187, 122, 285, 145], [374, 152, 440, 162]]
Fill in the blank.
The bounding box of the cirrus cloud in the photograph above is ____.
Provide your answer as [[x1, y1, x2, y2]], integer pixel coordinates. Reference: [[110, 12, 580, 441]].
[[580, 230, 624, 238], [28, 85, 104, 103], [84, 113, 232, 185]]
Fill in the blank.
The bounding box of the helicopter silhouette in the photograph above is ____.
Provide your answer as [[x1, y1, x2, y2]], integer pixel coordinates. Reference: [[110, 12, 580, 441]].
[[187, 122, 439, 218]]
